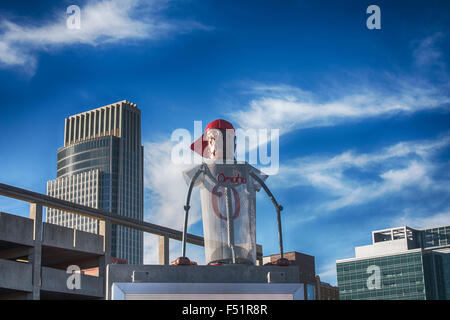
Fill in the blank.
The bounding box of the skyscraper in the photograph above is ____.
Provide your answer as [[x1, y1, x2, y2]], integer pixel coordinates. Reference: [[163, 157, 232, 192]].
[[336, 225, 450, 300], [46, 100, 144, 264]]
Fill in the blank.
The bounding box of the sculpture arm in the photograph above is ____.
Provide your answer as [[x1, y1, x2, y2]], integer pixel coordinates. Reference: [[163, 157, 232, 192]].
[[249, 171, 285, 260], [181, 164, 205, 258]]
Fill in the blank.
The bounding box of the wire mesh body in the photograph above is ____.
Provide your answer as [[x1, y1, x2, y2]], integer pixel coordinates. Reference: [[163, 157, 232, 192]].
[[183, 161, 267, 265]]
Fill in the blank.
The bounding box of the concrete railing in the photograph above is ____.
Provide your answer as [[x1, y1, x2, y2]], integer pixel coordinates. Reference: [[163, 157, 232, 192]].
[[0, 182, 206, 299], [0, 182, 204, 246], [42, 222, 104, 255], [41, 266, 104, 298], [0, 259, 33, 293], [0, 212, 34, 246]]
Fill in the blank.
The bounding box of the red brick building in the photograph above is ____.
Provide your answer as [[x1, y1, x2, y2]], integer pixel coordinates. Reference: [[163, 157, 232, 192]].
[[263, 251, 339, 300]]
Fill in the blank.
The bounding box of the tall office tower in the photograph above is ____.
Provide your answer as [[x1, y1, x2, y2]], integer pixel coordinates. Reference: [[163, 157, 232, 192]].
[[46, 100, 144, 265], [336, 224, 450, 300]]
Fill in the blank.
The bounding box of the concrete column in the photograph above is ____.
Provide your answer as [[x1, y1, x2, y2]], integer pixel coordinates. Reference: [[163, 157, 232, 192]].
[[99, 219, 111, 258], [98, 219, 111, 300], [79, 115, 83, 140], [92, 111, 95, 137], [29, 202, 43, 300], [109, 106, 113, 134], [69, 117, 74, 145], [84, 114, 88, 140], [89, 111, 92, 138], [158, 235, 170, 265], [86, 113, 90, 140], [78, 115, 82, 141], [111, 105, 115, 133], [74, 117, 77, 142], [76, 116, 80, 141], [92, 111, 98, 138], [88, 111, 94, 139], [102, 108, 107, 136], [105, 108, 109, 133], [64, 118, 69, 146], [118, 103, 122, 137]]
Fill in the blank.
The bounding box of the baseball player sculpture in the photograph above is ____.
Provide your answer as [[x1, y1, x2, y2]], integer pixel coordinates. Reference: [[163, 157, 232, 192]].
[[172, 119, 288, 267]]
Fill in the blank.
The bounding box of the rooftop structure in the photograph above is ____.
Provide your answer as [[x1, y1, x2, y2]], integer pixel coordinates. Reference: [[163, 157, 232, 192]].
[[336, 224, 450, 300]]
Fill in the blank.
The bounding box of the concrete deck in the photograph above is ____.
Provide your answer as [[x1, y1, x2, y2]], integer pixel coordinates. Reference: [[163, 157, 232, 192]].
[[0, 211, 105, 299]]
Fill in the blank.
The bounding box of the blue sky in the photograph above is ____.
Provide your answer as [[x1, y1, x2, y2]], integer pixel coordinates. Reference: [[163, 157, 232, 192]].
[[0, 0, 450, 285]]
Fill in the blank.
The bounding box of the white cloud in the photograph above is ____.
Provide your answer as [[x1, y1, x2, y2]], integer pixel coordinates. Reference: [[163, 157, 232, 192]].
[[229, 81, 450, 134], [380, 161, 428, 187], [413, 32, 445, 68], [143, 139, 202, 228], [393, 210, 450, 229], [227, 75, 449, 175], [0, 0, 208, 73], [143, 139, 204, 264], [272, 134, 450, 213], [317, 262, 338, 286], [228, 35, 449, 135], [325, 161, 430, 211]]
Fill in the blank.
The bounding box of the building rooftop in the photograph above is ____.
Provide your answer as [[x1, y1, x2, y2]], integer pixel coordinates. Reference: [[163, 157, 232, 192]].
[[336, 224, 450, 264]]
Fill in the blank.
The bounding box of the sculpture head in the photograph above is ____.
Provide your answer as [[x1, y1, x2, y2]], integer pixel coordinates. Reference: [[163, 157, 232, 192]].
[[191, 119, 236, 161]]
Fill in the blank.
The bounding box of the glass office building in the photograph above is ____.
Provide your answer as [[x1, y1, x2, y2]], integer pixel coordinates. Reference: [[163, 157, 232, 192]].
[[46, 100, 144, 264], [336, 225, 450, 300]]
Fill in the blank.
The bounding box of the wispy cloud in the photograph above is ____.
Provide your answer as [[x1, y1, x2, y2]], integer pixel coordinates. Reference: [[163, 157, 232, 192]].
[[0, 0, 209, 73], [143, 139, 202, 228], [229, 80, 450, 134], [413, 32, 446, 68], [143, 139, 204, 263], [272, 134, 450, 214], [228, 34, 449, 135], [326, 161, 430, 211], [393, 210, 450, 229], [317, 262, 338, 286]]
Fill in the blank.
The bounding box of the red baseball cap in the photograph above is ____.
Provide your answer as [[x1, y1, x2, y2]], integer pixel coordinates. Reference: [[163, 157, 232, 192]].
[[190, 119, 235, 157]]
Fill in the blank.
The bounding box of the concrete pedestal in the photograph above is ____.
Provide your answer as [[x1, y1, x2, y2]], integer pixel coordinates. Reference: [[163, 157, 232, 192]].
[[106, 264, 302, 300]]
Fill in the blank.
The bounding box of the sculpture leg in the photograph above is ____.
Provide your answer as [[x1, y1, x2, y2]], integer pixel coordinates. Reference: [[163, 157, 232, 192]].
[[225, 186, 236, 263]]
